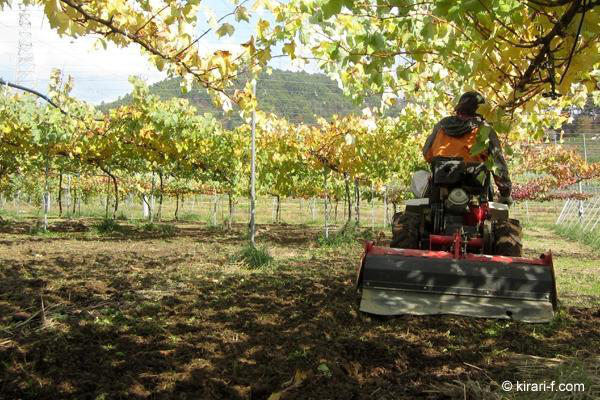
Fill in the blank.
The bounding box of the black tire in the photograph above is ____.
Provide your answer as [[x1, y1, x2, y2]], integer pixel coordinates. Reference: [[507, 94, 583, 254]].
[[390, 212, 420, 249], [493, 218, 522, 257]]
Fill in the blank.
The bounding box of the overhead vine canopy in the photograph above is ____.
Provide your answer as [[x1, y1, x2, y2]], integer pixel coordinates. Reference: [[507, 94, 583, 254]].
[[268, 0, 600, 134], [2, 0, 599, 137]]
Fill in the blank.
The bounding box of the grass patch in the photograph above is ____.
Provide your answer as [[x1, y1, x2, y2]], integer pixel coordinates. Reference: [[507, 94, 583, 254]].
[[234, 244, 273, 268], [316, 221, 373, 247], [116, 211, 129, 221], [28, 221, 52, 235], [0, 209, 20, 219], [508, 355, 598, 400], [554, 257, 600, 306], [94, 218, 125, 234], [178, 212, 202, 221], [554, 223, 600, 254], [0, 215, 11, 226], [140, 222, 177, 236]]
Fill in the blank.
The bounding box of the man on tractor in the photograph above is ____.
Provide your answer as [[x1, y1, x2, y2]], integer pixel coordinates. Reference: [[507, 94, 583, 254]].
[[422, 91, 513, 205], [365, 92, 557, 322]]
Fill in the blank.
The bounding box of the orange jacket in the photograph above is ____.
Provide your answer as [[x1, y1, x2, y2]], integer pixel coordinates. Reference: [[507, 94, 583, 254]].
[[423, 125, 488, 164], [422, 115, 512, 196]]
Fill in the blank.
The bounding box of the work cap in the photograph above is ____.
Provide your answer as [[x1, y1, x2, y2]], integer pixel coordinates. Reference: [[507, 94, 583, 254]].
[[455, 91, 485, 113]]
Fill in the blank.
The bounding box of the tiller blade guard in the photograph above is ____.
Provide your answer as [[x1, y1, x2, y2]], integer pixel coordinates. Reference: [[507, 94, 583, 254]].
[[356, 242, 558, 323]]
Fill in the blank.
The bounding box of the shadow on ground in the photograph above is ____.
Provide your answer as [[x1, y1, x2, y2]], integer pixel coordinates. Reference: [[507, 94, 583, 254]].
[[1, 220, 599, 399]]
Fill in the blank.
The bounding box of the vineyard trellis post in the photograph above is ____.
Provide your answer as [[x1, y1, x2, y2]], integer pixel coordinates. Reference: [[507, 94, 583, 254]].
[[371, 183, 375, 231], [211, 193, 218, 226], [58, 169, 63, 217], [249, 78, 257, 246], [344, 173, 351, 223], [324, 169, 329, 239], [142, 195, 149, 219], [271, 197, 276, 222], [227, 192, 234, 230], [354, 177, 360, 226], [75, 172, 81, 216], [66, 175, 72, 217], [149, 173, 155, 223], [578, 133, 588, 223], [43, 154, 50, 231], [15, 191, 20, 216]]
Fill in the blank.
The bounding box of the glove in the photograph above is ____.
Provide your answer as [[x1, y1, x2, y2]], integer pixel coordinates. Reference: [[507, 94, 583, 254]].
[[498, 195, 513, 206]]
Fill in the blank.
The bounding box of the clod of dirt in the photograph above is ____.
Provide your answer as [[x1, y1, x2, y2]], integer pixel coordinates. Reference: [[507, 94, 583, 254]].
[[85, 280, 110, 294], [49, 221, 89, 233], [12, 311, 31, 321], [25, 278, 47, 288]]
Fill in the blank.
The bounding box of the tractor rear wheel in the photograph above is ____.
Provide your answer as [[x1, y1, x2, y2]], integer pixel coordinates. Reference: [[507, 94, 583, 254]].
[[390, 212, 420, 249], [493, 218, 522, 257]]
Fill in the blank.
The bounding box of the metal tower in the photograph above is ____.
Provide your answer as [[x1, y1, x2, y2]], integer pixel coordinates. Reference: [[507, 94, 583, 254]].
[[16, 2, 35, 86]]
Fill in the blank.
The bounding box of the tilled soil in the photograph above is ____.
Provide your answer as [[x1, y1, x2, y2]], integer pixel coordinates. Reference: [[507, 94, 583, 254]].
[[0, 219, 599, 399]]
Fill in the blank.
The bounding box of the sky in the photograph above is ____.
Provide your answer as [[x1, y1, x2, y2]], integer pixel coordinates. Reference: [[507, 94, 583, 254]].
[[0, 0, 304, 105]]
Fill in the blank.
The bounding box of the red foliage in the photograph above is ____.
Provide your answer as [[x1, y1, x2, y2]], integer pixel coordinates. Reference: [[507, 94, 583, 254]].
[[512, 145, 600, 202]]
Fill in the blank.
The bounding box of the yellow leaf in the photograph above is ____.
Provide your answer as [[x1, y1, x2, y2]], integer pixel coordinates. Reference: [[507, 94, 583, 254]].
[[292, 369, 308, 384]]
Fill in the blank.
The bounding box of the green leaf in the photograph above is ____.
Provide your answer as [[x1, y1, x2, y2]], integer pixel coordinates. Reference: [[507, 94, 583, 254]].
[[156, 57, 165, 72], [322, 0, 342, 19], [235, 6, 250, 22], [470, 125, 491, 156], [317, 363, 331, 377], [216, 23, 235, 38], [421, 20, 436, 40], [370, 33, 385, 51]]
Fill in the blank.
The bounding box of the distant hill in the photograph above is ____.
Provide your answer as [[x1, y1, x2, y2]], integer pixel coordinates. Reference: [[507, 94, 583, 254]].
[[99, 69, 394, 128]]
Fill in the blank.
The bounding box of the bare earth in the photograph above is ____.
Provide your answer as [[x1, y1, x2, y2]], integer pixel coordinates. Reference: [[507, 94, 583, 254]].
[[0, 219, 599, 399]]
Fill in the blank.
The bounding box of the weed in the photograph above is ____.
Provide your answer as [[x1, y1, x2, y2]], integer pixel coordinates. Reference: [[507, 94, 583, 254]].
[[317, 221, 364, 247], [94, 218, 124, 234], [483, 321, 512, 338], [317, 363, 332, 378], [553, 359, 595, 395], [287, 348, 309, 361], [204, 215, 222, 228], [140, 222, 177, 236], [534, 307, 572, 336], [93, 307, 127, 326], [116, 211, 129, 221], [179, 212, 202, 221], [554, 224, 600, 254], [317, 222, 374, 247], [205, 223, 226, 232], [28, 221, 45, 235], [27, 221, 63, 237], [137, 301, 162, 316], [235, 244, 273, 268], [0, 209, 20, 219], [158, 224, 177, 236]]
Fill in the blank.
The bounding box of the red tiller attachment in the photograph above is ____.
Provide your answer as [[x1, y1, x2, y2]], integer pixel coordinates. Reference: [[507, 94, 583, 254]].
[[356, 241, 557, 322], [429, 232, 484, 254]]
